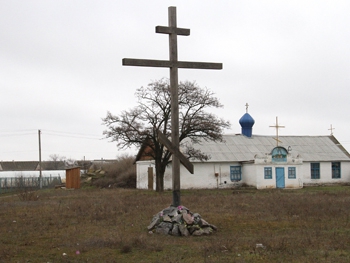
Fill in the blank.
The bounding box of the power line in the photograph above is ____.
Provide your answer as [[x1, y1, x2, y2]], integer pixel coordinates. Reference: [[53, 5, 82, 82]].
[[0, 149, 38, 154], [42, 129, 103, 140], [0, 129, 37, 137], [0, 129, 104, 140], [0, 129, 37, 133]]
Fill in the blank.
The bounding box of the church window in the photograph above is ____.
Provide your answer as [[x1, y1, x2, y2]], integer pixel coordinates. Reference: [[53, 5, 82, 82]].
[[332, 162, 341, 179], [288, 167, 296, 179], [230, 166, 241, 181], [311, 163, 320, 179], [264, 167, 272, 179]]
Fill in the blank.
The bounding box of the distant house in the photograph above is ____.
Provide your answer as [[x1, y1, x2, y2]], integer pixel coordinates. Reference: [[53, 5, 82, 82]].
[[136, 111, 350, 190], [0, 161, 40, 171], [0, 161, 66, 178], [0, 160, 94, 172], [0, 161, 70, 172]]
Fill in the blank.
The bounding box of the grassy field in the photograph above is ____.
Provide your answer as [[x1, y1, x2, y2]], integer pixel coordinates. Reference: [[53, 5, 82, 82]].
[[1, 186, 350, 262]]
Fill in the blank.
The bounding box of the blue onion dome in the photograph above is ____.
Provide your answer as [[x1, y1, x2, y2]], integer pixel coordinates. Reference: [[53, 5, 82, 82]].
[[239, 112, 255, 137], [239, 113, 255, 128]]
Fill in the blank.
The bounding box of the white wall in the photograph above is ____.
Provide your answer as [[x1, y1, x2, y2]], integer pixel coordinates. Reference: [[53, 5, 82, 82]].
[[136, 161, 155, 189], [302, 161, 350, 185], [254, 164, 303, 189], [136, 160, 242, 190], [163, 162, 238, 190], [253, 153, 303, 189], [136, 159, 350, 190], [241, 164, 256, 187]]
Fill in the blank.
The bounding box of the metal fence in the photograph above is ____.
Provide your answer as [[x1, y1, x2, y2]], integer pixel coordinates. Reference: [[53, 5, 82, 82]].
[[0, 176, 62, 194]]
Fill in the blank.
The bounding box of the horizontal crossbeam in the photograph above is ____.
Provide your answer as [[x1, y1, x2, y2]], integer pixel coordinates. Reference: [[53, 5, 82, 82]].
[[157, 130, 194, 174], [156, 26, 190, 36], [123, 58, 223, 70]]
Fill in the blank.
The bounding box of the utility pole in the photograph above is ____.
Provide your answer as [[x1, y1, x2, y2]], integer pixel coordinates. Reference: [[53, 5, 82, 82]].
[[38, 130, 42, 189]]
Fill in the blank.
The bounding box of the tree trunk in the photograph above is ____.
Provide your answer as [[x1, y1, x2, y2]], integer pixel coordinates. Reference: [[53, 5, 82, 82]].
[[155, 161, 165, 192]]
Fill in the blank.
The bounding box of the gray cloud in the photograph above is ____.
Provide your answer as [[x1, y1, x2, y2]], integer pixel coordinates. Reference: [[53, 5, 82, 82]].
[[1, 0, 350, 161]]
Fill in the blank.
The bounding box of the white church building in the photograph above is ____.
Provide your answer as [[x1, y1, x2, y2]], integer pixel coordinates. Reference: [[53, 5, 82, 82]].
[[136, 111, 350, 190]]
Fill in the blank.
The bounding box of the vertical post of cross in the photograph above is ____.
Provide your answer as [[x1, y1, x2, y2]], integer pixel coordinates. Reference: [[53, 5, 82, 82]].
[[168, 7, 181, 207]]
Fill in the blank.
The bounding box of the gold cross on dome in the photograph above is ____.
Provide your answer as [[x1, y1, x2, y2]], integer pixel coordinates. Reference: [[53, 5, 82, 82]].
[[245, 103, 249, 113], [328, 124, 335, 135]]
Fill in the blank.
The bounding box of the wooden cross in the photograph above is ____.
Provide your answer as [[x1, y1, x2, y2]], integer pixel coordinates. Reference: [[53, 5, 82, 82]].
[[328, 124, 335, 135], [122, 6, 222, 207], [269, 116, 285, 146]]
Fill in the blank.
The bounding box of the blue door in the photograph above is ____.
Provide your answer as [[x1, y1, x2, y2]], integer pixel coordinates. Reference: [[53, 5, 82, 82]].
[[276, 167, 285, 188]]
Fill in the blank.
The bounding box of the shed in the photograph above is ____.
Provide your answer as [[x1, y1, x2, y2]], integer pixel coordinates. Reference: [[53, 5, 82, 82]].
[[65, 167, 81, 189]]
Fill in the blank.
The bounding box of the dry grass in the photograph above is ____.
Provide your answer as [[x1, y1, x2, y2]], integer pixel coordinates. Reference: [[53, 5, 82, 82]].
[[1, 186, 350, 262]]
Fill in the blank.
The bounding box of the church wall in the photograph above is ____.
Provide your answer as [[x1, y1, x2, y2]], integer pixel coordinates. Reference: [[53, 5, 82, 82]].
[[343, 162, 350, 182], [241, 164, 256, 187], [301, 161, 350, 185], [163, 162, 240, 190], [253, 153, 303, 189], [136, 160, 155, 189], [136, 159, 350, 190], [136, 160, 243, 190], [255, 165, 275, 189], [254, 164, 303, 189]]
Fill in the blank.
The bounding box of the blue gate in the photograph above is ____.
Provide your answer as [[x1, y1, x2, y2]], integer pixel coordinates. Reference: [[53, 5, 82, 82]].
[[276, 167, 285, 188]]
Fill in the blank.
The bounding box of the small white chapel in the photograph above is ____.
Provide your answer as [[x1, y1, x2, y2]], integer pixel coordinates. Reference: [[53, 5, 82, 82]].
[[136, 108, 350, 190]]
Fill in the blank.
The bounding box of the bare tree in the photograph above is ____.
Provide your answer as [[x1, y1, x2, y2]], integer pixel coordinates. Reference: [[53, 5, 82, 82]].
[[47, 154, 66, 170], [48, 154, 65, 162], [102, 79, 230, 192]]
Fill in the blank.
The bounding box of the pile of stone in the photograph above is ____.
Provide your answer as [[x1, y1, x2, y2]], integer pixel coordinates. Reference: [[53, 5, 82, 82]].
[[80, 169, 106, 185], [147, 205, 217, 236]]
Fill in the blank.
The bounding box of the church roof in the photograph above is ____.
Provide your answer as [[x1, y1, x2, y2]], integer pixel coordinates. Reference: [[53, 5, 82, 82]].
[[188, 134, 350, 163]]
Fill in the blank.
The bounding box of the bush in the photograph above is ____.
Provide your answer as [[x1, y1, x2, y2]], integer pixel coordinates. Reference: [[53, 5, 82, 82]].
[[15, 177, 40, 201], [92, 154, 136, 188]]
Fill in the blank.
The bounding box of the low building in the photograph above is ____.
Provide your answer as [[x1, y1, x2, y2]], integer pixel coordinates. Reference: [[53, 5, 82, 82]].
[[136, 110, 350, 190]]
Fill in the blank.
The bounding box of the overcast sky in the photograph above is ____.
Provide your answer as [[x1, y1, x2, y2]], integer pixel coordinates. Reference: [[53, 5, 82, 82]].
[[1, 1, 350, 161]]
